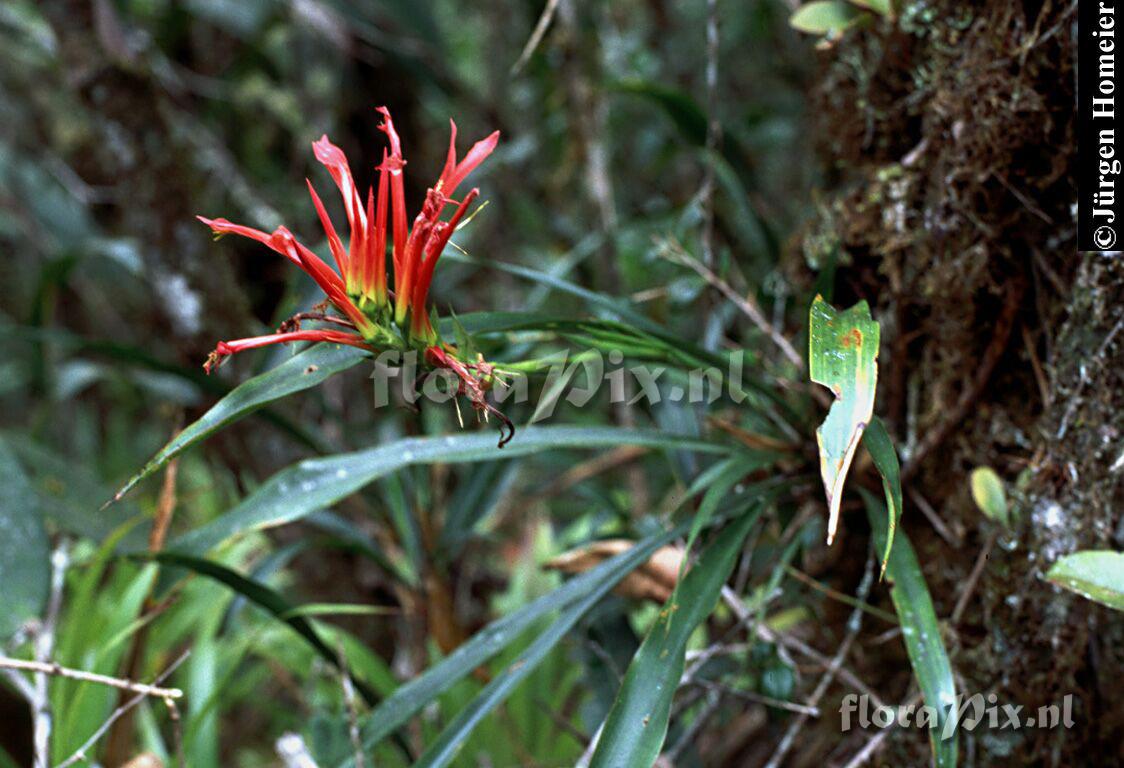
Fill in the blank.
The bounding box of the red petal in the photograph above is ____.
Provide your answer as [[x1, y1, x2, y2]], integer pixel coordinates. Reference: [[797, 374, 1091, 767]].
[[311, 136, 367, 280], [271, 228, 369, 331], [371, 152, 390, 298], [439, 118, 458, 189], [394, 206, 436, 323], [205, 329, 371, 373], [442, 130, 499, 196], [377, 110, 409, 275], [197, 216, 299, 266], [376, 106, 403, 158], [306, 180, 350, 278], [411, 188, 478, 321]]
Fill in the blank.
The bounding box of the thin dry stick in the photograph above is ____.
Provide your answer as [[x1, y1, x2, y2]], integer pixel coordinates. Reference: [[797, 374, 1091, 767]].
[[107, 446, 181, 765], [763, 630, 885, 708], [907, 487, 960, 547], [337, 643, 365, 768], [719, 587, 886, 709], [148, 451, 180, 551], [0, 658, 184, 699], [54, 651, 190, 768], [839, 692, 925, 768], [700, 0, 721, 268], [764, 552, 877, 768], [785, 566, 897, 624], [658, 236, 804, 369], [690, 679, 820, 716], [951, 530, 998, 625], [33, 542, 70, 768], [678, 532, 776, 701], [532, 695, 589, 749], [527, 445, 648, 502], [866, 626, 903, 646], [1021, 323, 1051, 408], [2, 666, 36, 701], [665, 689, 721, 762], [166, 696, 185, 768], [511, 0, 562, 74], [276, 733, 321, 768]]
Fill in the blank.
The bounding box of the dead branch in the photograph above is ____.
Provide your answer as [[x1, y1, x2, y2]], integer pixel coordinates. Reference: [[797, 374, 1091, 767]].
[[0, 657, 184, 700], [54, 651, 190, 768]]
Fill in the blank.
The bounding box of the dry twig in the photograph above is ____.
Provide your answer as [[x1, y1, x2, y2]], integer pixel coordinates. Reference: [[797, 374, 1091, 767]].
[[337, 643, 365, 768], [951, 530, 998, 624], [33, 542, 70, 768], [839, 692, 925, 768], [657, 236, 804, 369], [0, 657, 185, 700], [53, 651, 190, 768], [511, 0, 562, 75], [907, 487, 962, 547], [700, 0, 721, 268], [763, 551, 877, 768], [276, 733, 321, 768], [108, 442, 181, 765], [689, 679, 821, 716]]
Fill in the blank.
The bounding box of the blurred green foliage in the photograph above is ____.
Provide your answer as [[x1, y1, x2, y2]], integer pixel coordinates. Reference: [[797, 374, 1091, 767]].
[[0, 1, 908, 766]]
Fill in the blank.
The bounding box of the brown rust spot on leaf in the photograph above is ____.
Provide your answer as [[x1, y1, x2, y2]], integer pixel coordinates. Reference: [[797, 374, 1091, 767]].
[[841, 328, 863, 349]]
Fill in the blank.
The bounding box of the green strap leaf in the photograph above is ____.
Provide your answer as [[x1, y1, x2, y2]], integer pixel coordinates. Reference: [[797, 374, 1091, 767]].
[[110, 344, 368, 502], [863, 492, 957, 768], [590, 508, 761, 768], [145, 551, 379, 704], [863, 416, 902, 578], [148, 551, 336, 659], [442, 251, 661, 333], [172, 426, 727, 556], [1046, 551, 1124, 611], [345, 521, 690, 765], [809, 295, 880, 545], [0, 437, 50, 640]]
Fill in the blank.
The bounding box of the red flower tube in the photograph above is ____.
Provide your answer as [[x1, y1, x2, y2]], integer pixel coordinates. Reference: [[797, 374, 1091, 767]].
[[198, 107, 498, 371]]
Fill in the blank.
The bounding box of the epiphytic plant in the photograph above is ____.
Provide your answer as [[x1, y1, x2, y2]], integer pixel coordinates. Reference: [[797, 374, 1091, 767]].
[[199, 107, 513, 443]]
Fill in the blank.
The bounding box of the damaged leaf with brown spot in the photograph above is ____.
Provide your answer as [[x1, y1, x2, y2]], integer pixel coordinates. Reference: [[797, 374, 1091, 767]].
[[809, 295, 881, 545]]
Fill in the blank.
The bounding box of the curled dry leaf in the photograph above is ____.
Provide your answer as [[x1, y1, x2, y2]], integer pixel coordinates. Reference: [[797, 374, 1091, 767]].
[[543, 539, 685, 603]]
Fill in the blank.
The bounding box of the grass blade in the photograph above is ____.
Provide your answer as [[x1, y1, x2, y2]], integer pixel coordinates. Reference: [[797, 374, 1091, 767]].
[[346, 522, 689, 765], [171, 426, 727, 556], [110, 343, 368, 503], [863, 416, 902, 577], [147, 552, 337, 663], [863, 491, 957, 768], [590, 507, 761, 768], [145, 551, 381, 706]]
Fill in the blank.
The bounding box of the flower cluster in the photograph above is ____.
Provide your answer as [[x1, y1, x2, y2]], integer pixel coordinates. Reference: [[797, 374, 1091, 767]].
[[200, 108, 512, 444]]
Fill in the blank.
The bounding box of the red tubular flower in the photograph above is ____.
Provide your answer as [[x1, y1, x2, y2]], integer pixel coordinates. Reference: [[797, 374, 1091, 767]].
[[377, 106, 499, 343], [204, 329, 372, 374], [198, 107, 498, 371], [410, 188, 479, 342]]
